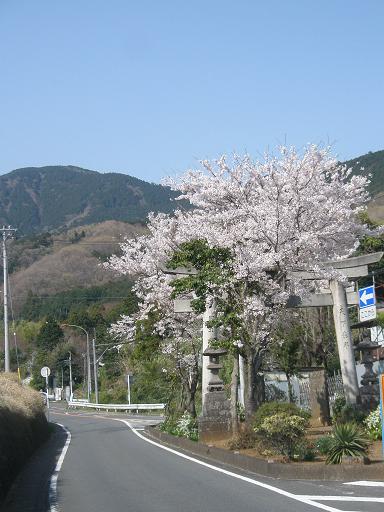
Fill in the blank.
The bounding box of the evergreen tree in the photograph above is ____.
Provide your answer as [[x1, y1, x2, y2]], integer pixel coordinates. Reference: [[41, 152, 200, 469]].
[[36, 317, 64, 352]]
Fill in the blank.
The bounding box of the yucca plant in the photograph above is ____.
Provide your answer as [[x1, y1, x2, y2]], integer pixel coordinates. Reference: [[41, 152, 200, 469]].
[[326, 422, 369, 464]]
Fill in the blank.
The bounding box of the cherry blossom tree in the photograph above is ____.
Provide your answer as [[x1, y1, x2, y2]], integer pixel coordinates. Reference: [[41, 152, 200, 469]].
[[107, 145, 370, 416], [107, 266, 201, 416]]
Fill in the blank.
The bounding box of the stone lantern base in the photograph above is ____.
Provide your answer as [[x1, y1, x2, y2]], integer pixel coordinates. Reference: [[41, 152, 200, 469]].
[[198, 391, 232, 443]]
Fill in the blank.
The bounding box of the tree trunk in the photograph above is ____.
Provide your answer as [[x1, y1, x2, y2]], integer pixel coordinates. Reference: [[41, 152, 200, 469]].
[[181, 371, 198, 418], [287, 374, 294, 403], [244, 348, 265, 419], [184, 388, 197, 417], [230, 352, 239, 434]]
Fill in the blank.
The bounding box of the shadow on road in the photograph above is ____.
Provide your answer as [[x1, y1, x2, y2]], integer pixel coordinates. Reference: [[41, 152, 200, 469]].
[[0, 423, 67, 512]]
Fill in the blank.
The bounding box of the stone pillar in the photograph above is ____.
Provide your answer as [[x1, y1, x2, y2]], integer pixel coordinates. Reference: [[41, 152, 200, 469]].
[[329, 280, 360, 404], [202, 297, 216, 407], [308, 369, 331, 426]]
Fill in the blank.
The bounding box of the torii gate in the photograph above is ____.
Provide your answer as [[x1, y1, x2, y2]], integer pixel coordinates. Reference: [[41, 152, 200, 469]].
[[166, 251, 383, 406], [288, 252, 383, 404]]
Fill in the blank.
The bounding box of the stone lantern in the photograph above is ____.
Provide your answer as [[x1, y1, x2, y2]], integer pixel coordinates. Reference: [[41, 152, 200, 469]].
[[198, 347, 232, 442], [355, 330, 380, 411]]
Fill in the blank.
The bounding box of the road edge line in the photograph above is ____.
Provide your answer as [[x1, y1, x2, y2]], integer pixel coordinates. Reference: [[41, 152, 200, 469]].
[[113, 418, 342, 512], [49, 423, 71, 512]]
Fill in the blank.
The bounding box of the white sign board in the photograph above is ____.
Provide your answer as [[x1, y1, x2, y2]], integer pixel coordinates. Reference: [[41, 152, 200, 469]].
[[40, 366, 51, 378], [174, 298, 193, 313], [359, 305, 377, 323]]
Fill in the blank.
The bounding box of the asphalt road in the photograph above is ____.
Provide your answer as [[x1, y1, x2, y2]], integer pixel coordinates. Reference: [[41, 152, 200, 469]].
[[3, 406, 384, 512]]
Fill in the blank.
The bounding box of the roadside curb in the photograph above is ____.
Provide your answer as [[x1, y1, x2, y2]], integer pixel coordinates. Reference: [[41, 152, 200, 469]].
[[145, 427, 384, 481]]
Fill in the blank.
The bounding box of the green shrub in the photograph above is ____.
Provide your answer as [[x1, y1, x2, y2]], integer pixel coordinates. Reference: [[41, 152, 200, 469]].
[[236, 402, 246, 422], [331, 397, 366, 424], [331, 396, 346, 418], [228, 425, 258, 450], [316, 435, 334, 455], [294, 439, 316, 461], [160, 411, 198, 441], [253, 401, 311, 429], [255, 413, 308, 459], [174, 412, 198, 441], [326, 423, 369, 464], [364, 406, 382, 440], [159, 411, 180, 436]]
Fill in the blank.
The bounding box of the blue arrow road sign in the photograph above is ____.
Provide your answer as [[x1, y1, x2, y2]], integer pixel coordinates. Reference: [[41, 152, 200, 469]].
[[359, 285, 376, 309]]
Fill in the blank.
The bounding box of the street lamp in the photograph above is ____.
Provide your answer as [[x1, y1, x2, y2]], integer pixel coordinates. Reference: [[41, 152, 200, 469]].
[[62, 324, 91, 402]]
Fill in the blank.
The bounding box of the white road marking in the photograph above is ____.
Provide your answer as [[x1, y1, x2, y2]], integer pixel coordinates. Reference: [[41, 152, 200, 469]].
[[51, 412, 383, 512], [113, 419, 343, 512], [344, 481, 384, 487], [297, 495, 384, 502], [49, 423, 71, 512]]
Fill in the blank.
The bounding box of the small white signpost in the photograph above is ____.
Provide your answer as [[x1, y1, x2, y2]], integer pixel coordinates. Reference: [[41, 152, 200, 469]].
[[40, 366, 50, 379], [127, 374, 132, 405], [40, 366, 51, 420], [358, 285, 377, 323]]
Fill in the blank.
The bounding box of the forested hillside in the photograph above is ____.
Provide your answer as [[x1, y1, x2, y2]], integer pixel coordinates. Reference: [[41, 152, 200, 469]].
[[4, 220, 146, 315], [344, 150, 384, 223], [0, 165, 179, 235], [346, 149, 384, 197]]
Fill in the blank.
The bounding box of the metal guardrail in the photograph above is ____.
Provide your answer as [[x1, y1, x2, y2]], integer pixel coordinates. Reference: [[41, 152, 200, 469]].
[[68, 401, 165, 413]]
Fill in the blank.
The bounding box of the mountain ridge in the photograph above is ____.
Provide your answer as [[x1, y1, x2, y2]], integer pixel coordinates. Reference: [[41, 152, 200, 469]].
[[0, 165, 178, 235], [1, 150, 384, 236]]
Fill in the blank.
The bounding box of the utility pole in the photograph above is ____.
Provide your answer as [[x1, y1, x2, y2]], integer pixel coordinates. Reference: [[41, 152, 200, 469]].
[[92, 328, 99, 404], [1, 226, 17, 372], [69, 351, 73, 401]]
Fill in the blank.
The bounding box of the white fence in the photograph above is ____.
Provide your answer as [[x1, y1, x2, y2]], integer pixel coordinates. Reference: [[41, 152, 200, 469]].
[[68, 401, 165, 413], [265, 371, 345, 411]]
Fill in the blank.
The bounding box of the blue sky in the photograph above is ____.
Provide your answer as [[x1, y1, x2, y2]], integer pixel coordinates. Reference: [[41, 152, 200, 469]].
[[0, 1, 383, 182]]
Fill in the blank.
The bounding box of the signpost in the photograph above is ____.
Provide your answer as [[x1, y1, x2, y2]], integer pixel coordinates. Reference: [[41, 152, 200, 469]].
[[127, 374, 132, 405], [359, 285, 377, 323], [40, 366, 51, 421]]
